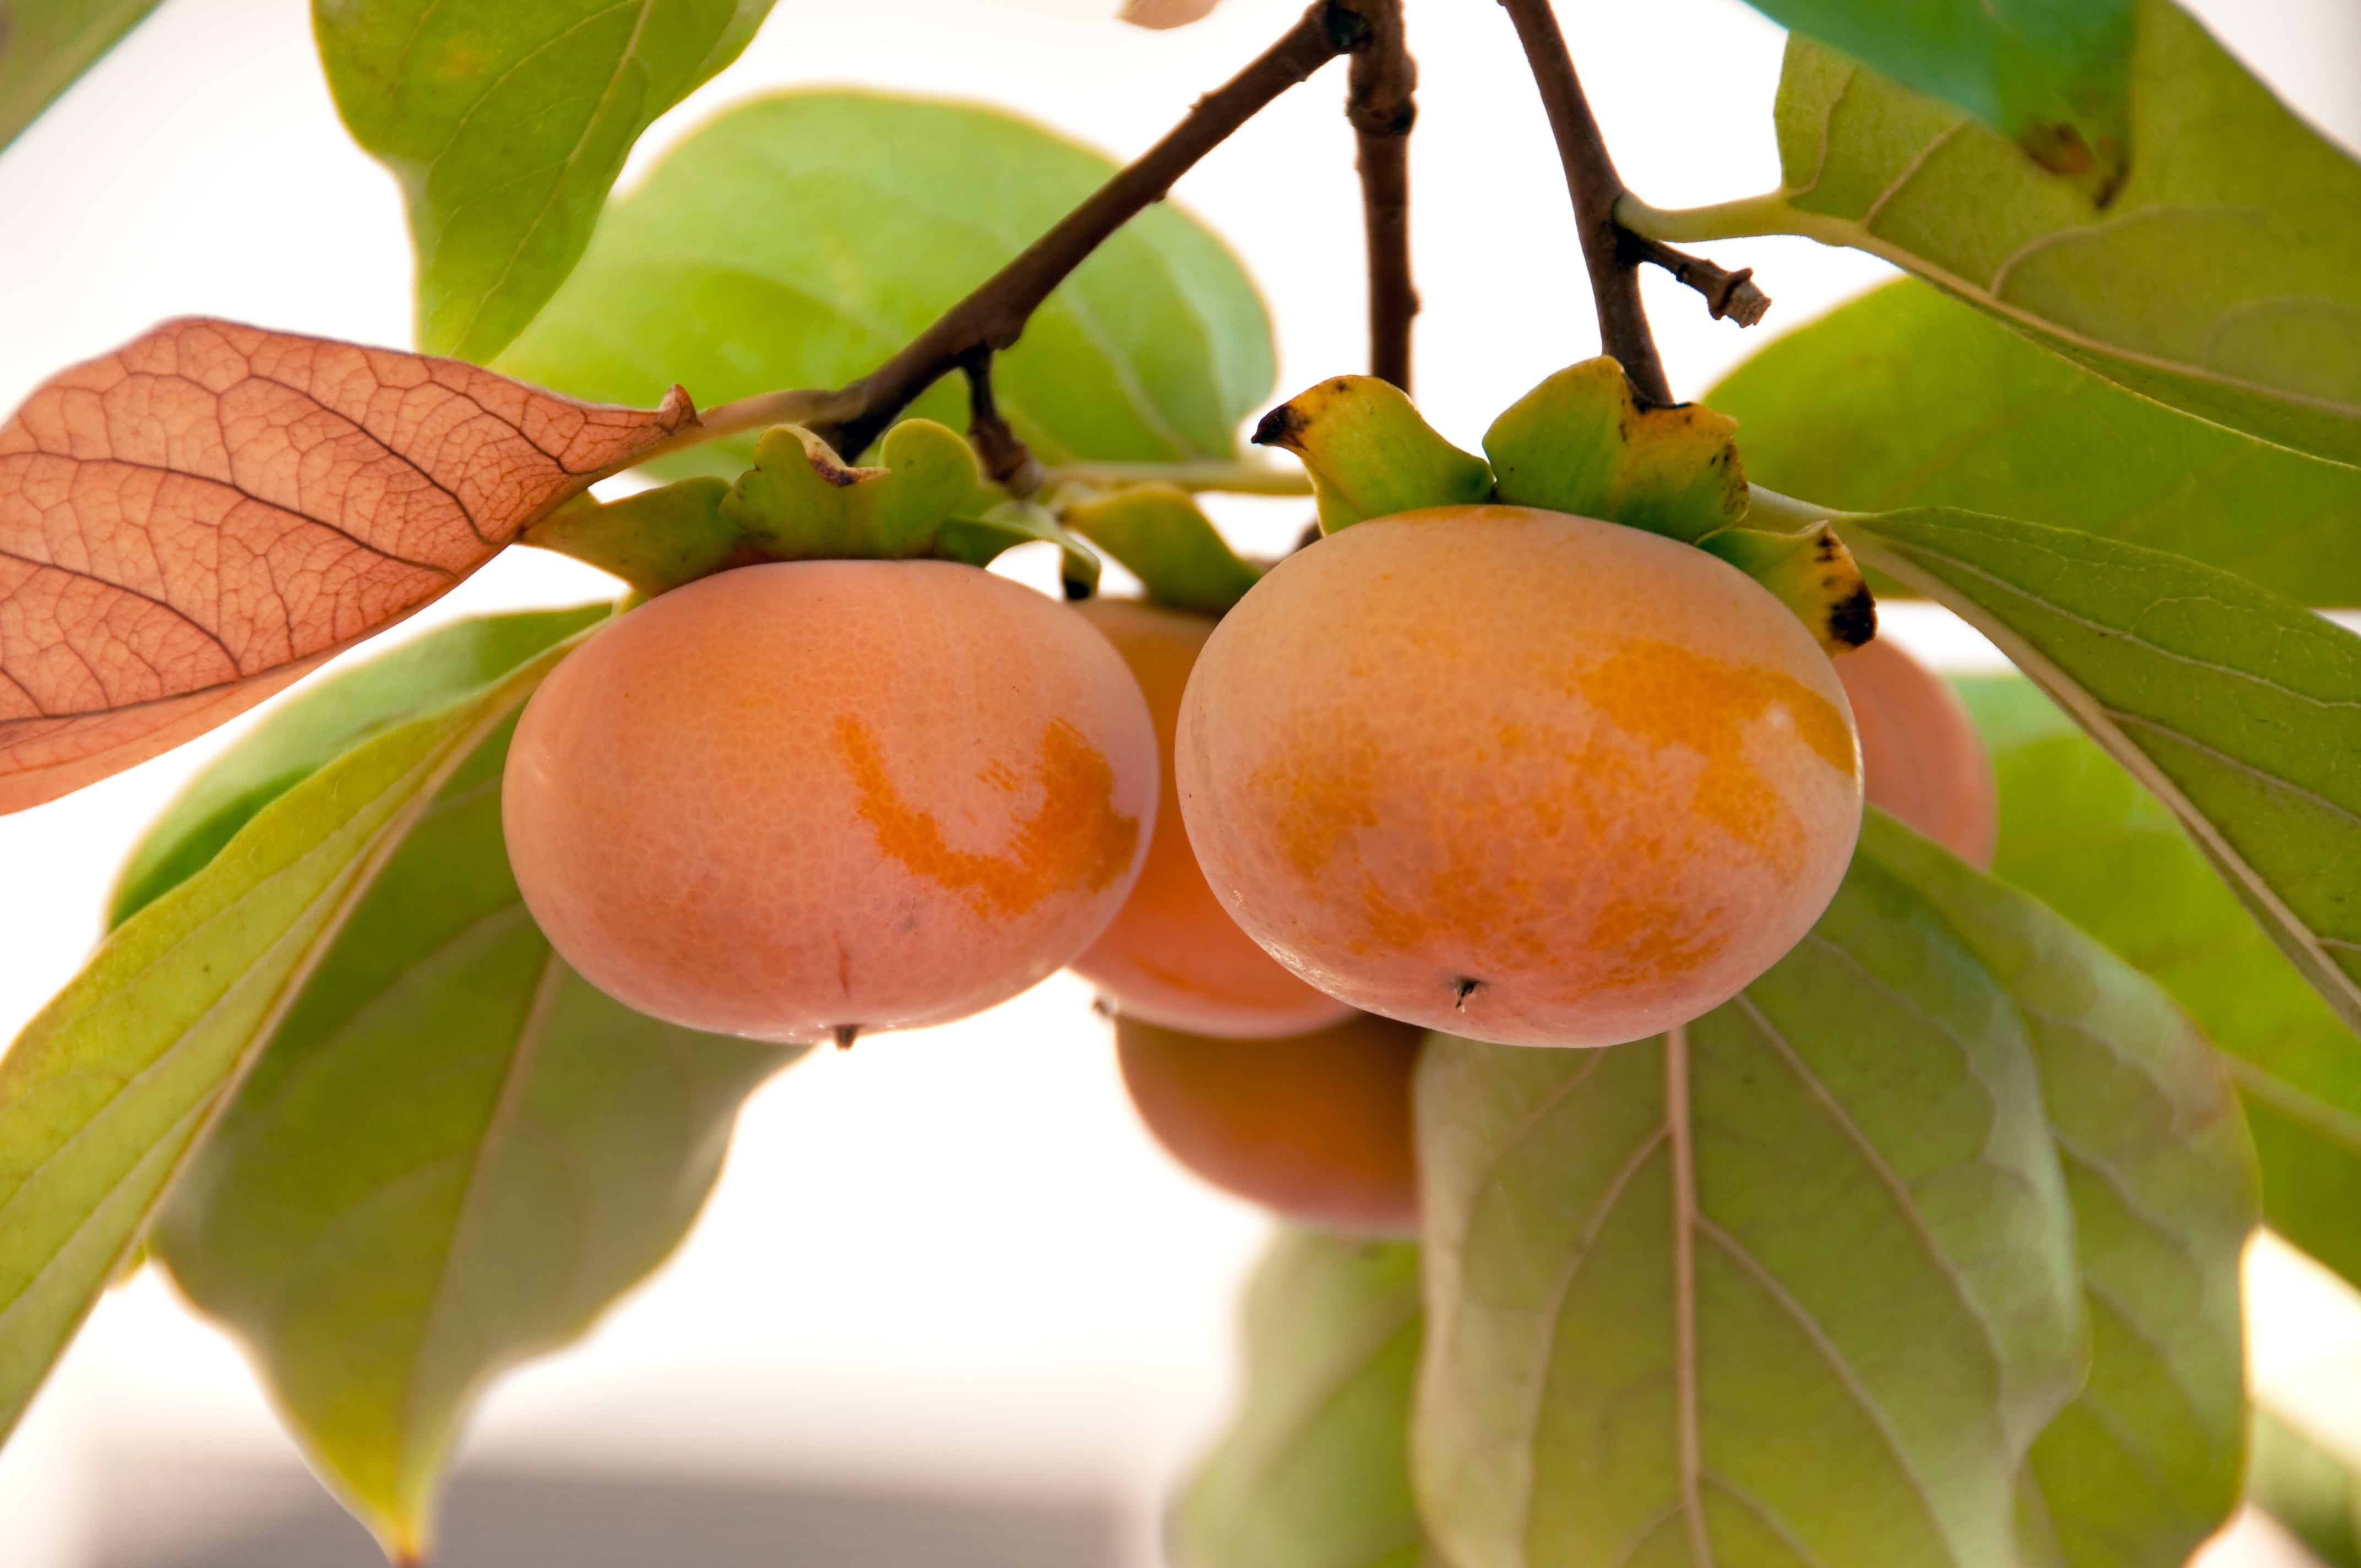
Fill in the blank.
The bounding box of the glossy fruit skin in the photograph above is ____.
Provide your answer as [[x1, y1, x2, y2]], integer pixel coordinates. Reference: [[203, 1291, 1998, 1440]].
[[1117, 1010, 1423, 1236], [504, 560, 1157, 1043], [1834, 636, 1998, 868], [1069, 599, 1358, 1039], [1176, 505, 1863, 1049]]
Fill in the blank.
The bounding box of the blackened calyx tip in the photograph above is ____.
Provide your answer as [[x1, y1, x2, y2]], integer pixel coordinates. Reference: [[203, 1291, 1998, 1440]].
[[1252, 404, 1308, 451]]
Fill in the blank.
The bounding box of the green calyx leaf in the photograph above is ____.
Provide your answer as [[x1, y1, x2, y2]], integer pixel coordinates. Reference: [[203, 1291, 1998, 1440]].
[[722, 418, 983, 562], [2250, 1407, 2361, 1567], [1696, 521, 1876, 654], [1484, 358, 1750, 543], [1059, 485, 1263, 616], [1252, 375, 1493, 533], [522, 420, 1078, 596], [935, 502, 1103, 600]]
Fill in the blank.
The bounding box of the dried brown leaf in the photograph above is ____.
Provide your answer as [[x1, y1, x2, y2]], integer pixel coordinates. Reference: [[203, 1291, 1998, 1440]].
[[0, 319, 695, 814]]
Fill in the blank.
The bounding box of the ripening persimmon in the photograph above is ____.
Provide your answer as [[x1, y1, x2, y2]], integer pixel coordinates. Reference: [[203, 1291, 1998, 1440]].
[[1117, 1010, 1423, 1235], [1834, 636, 1998, 868], [1176, 505, 1863, 1049], [503, 560, 1158, 1044], [1069, 598, 1358, 1039]]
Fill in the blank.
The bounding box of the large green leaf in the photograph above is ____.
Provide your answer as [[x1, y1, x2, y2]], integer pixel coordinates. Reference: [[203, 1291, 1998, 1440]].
[[1413, 813, 2086, 1568], [1847, 509, 2361, 1049], [1707, 282, 2361, 604], [2250, 1407, 2361, 1568], [1880, 818, 2254, 1567], [317, 0, 776, 362], [1626, 0, 2361, 469], [0, 637, 582, 1446], [1174, 1229, 1436, 1568], [1957, 674, 2361, 1294], [1736, 0, 2131, 198], [498, 91, 1277, 477], [110, 606, 611, 929], [154, 710, 795, 1562], [0, 0, 164, 151]]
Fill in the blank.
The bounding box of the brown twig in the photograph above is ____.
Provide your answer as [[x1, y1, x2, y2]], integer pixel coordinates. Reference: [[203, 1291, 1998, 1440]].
[[813, 0, 1368, 459], [1347, 0, 1418, 390], [961, 351, 1047, 498], [1620, 231, 1771, 327], [1496, 0, 1672, 406]]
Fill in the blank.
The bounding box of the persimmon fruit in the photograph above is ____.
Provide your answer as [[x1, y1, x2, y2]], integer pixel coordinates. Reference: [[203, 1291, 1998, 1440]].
[[1117, 1010, 1423, 1235], [503, 560, 1158, 1044], [1175, 504, 1863, 1049], [1834, 636, 1998, 868], [1069, 598, 1358, 1039]]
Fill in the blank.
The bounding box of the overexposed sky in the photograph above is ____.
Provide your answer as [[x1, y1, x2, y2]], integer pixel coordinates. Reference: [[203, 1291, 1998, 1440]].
[[0, 2, 2356, 1565]]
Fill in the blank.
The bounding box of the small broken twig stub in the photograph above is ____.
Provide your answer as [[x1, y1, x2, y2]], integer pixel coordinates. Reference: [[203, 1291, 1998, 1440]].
[[1621, 231, 1772, 328]]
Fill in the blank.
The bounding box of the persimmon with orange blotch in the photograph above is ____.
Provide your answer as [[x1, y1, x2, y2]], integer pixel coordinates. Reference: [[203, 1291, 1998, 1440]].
[[503, 560, 1157, 1044], [1117, 1011, 1423, 1235], [1175, 505, 1863, 1049], [1069, 598, 1358, 1039], [1834, 636, 1998, 868]]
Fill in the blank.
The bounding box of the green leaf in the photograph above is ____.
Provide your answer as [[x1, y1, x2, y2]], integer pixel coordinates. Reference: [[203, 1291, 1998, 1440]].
[[110, 607, 611, 929], [1956, 674, 2361, 1295], [1174, 1229, 1438, 1568], [1847, 508, 2361, 1047], [0, 635, 583, 1446], [1627, 0, 2361, 469], [497, 91, 1276, 476], [2250, 1407, 2361, 1568], [934, 502, 1102, 600], [1060, 486, 1262, 617], [1709, 282, 2361, 605], [0, 0, 165, 152], [1413, 813, 2086, 1568], [153, 709, 797, 1562], [1873, 819, 2255, 1568], [316, 0, 776, 362], [1737, 0, 2132, 198]]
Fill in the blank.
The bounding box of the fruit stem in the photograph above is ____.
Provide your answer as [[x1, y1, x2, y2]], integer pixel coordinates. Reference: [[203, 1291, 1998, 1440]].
[[809, 0, 1374, 460], [1496, 0, 1673, 405], [961, 351, 1048, 500], [1348, 0, 1419, 391]]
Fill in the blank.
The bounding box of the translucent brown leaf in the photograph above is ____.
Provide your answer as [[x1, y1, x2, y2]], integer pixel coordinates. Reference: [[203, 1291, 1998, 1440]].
[[0, 318, 696, 814]]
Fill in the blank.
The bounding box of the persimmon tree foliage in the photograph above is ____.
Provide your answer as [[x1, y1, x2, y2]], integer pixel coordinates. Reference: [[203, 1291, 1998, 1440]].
[[1, 0, 2357, 1563]]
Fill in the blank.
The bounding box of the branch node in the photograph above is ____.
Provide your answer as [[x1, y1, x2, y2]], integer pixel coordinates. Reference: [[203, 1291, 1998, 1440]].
[[962, 353, 1047, 500], [1622, 231, 1772, 328]]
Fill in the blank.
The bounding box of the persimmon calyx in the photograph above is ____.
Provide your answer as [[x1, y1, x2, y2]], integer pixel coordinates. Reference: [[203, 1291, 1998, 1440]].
[[524, 418, 1114, 596], [1251, 374, 1492, 533], [1059, 486, 1264, 616], [1697, 521, 1877, 654], [1484, 357, 1749, 542]]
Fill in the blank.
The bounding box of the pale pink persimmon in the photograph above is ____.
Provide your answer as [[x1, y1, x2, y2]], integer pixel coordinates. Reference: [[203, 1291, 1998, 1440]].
[[1834, 636, 1998, 868], [1174, 505, 1863, 1049], [1117, 1010, 1422, 1235], [1069, 598, 1358, 1039], [504, 560, 1157, 1044]]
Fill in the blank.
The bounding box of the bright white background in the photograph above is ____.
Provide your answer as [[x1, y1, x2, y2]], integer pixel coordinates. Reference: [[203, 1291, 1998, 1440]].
[[1, 0, 2357, 1563]]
